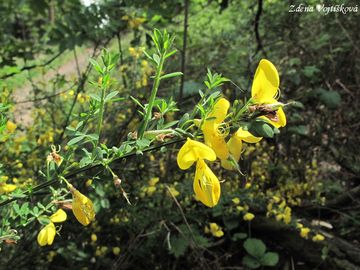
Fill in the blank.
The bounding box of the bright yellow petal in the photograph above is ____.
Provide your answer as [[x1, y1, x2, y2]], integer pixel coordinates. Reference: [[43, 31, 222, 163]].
[[221, 135, 242, 170], [72, 190, 95, 226], [37, 222, 56, 246], [50, 209, 67, 223], [193, 160, 221, 207], [207, 98, 230, 124], [6, 121, 17, 133], [177, 138, 216, 170], [235, 128, 262, 143], [203, 128, 229, 160], [251, 59, 279, 104]]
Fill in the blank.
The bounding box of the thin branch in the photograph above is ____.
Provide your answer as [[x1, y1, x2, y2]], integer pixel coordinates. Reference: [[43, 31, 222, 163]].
[[0, 138, 185, 208], [0, 50, 65, 80], [254, 0, 267, 57]]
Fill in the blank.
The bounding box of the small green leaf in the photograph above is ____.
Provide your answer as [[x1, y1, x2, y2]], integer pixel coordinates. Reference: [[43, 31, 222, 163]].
[[89, 93, 101, 102], [105, 91, 119, 102], [244, 238, 266, 258], [260, 252, 279, 266], [160, 72, 183, 80], [242, 255, 261, 269], [67, 136, 85, 146], [232, 232, 248, 241]]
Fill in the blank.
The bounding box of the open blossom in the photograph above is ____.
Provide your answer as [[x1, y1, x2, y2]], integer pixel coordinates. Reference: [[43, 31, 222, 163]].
[[202, 98, 230, 160], [177, 138, 221, 207], [221, 127, 262, 170], [37, 209, 67, 246], [251, 59, 286, 128], [70, 187, 95, 226], [205, 222, 224, 238]]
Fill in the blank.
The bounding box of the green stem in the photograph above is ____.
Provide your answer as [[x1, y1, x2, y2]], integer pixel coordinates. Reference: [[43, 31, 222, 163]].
[[138, 54, 166, 138], [96, 85, 106, 143], [234, 98, 253, 120]]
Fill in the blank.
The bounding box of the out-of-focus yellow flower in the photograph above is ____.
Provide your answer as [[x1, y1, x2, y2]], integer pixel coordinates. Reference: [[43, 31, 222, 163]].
[[243, 213, 255, 221], [232, 198, 240, 205], [205, 223, 224, 237], [284, 206, 292, 224], [37, 222, 56, 247], [193, 159, 221, 207], [85, 179, 93, 187], [167, 186, 180, 197], [113, 247, 121, 255], [6, 121, 17, 133], [300, 227, 310, 239], [177, 138, 216, 170], [70, 186, 95, 226], [91, 233, 97, 242], [202, 98, 230, 160], [148, 177, 159, 186], [312, 234, 325, 242], [251, 59, 286, 128], [0, 182, 17, 194]]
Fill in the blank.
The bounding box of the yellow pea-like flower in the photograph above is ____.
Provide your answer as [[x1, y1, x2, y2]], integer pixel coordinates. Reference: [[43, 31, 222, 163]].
[[300, 227, 310, 239], [251, 59, 286, 128], [6, 121, 17, 133], [177, 138, 216, 170], [37, 222, 56, 246], [312, 234, 325, 242], [205, 223, 224, 238], [0, 183, 17, 194], [243, 212, 255, 221], [202, 98, 230, 160], [71, 189, 95, 226], [50, 209, 67, 223], [221, 128, 261, 170], [193, 159, 221, 207]]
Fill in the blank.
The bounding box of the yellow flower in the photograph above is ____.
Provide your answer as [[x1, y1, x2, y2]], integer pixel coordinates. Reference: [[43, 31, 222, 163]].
[[202, 98, 230, 160], [37, 209, 67, 246], [193, 159, 221, 207], [91, 234, 97, 242], [205, 223, 224, 238], [284, 206, 292, 224], [50, 209, 67, 223], [251, 59, 286, 128], [300, 227, 310, 239], [167, 186, 180, 197], [243, 213, 255, 221], [113, 247, 121, 255], [37, 222, 56, 247], [148, 177, 159, 186], [232, 198, 240, 205], [221, 128, 261, 170], [6, 121, 17, 133], [0, 183, 17, 194], [177, 138, 216, 170], [312, 234, 325, 242], [71, 188, 95, 226]]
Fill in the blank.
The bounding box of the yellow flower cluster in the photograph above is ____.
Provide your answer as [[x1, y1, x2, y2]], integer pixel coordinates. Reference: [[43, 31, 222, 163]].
[[266, 197, 292, 224], [177, 60, 287, 207], [204, 222, 224, 237], [121, 15, 146, 29], [296, 223, 325, 242]]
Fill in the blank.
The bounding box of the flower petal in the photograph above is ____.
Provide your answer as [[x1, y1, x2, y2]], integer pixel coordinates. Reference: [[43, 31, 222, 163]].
[[251, 59, 280, 104], [221, 135, 242, 170], [177, 138, 216, 170], [50, 209, 67, 223], [37, 222, 56, 246], [72, 190, 95, 226], [235, 128, 262, 143], [207, 98, 230, 124], [193, 159, 221, 207]]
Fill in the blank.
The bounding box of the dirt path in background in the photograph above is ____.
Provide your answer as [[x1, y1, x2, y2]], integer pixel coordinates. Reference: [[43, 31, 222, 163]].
[[12, 48, 94, 126]]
